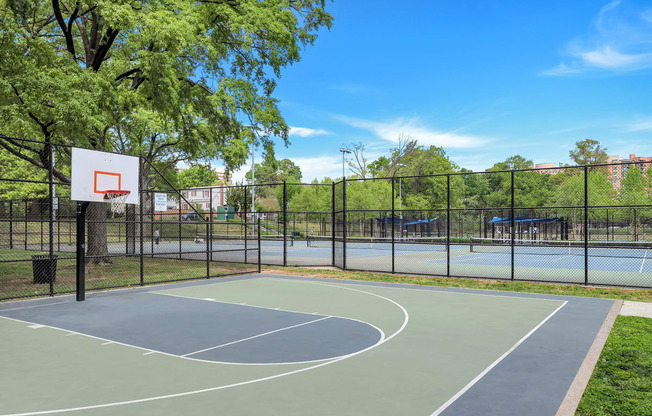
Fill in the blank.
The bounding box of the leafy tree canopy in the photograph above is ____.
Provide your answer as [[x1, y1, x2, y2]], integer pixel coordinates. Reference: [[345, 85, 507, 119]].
[[569, 139, 608, 166], [0, 0, 332, 188], [177, 165, 221, 189]]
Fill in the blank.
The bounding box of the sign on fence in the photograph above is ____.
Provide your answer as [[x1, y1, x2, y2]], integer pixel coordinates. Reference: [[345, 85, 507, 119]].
[[154, 193, 167, 211]]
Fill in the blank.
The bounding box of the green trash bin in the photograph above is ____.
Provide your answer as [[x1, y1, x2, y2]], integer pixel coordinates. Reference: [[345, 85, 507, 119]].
[[32, 255, 58, 284]]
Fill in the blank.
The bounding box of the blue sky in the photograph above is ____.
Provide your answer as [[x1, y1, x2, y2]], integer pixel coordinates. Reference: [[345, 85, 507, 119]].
[[229, 0, 652, 183]]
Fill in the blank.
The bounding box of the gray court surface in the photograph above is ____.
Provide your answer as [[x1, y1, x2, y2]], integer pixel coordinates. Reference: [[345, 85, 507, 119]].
[[0, 274, 616, 416]]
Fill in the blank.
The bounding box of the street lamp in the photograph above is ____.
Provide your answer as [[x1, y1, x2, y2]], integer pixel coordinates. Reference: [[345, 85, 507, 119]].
[[397, 164, 406, 219], [339, 148, 351, 180]]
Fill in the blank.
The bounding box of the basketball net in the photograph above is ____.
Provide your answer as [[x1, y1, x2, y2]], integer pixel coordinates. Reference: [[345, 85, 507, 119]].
[[103, 190, 131, 216]]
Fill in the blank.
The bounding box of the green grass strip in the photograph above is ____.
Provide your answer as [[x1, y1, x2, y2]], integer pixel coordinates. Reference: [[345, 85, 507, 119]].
[[575, 316, 652, 416], [263, 267, 652, 302]]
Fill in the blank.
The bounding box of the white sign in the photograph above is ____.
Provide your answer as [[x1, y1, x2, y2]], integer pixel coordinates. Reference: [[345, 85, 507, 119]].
[[154, 193, 167, 211]]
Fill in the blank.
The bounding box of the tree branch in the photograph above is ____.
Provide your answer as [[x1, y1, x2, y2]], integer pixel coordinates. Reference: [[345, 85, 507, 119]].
[[52, 0, 76, 59]]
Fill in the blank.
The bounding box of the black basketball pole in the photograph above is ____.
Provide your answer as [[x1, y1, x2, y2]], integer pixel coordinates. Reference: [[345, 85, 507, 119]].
[[76, 202, 89, 301]]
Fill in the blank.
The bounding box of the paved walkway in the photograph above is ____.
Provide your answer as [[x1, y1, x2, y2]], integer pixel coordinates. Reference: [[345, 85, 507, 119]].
[[620, 301, 652, 318]]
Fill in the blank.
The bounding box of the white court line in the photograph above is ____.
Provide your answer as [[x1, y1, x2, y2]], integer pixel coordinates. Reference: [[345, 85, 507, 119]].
[[182, 316, 331, 357], [0, 280, 408, 416], [0, 299, 75, 312], [640, 250, 649, 273], [550, 255, 572, 263], [429, 300, 568, 416]]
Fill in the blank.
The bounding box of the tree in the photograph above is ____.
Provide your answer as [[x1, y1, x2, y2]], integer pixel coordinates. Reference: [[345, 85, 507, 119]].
[[620, 166, 650, 238], [485, 156, 552, 208], [246, 156, 302, 184], [384, 139, 461, 210], [569, 139, 608, 166], [0, 148, 49, 200], [177, 165, 221, 189], [0, 0, 332, 261], [344, 142, 368, 179]]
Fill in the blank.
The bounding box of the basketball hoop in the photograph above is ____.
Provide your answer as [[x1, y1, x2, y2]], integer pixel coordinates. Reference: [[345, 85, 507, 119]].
[[103, 190, 131, 216]]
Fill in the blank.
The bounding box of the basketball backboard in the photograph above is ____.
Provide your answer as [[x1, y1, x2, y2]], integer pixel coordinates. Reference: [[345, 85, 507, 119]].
[[71, 148, 139, 204]]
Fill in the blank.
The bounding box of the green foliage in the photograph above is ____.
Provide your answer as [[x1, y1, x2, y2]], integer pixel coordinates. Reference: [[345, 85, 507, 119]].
[[0, 0, 333, 183], [551, 172, 616, 207], [390, 144, 461, 209], [346, 179, 397, 211], [483, 156, 553, 208], [288, 179, 333, 212], [0, 148, 49, 199], [246, 157, 303, 184], [620, 166, 649, 206], [569, 139, 608, 166], [177, 165, 221, 189], [226, 183, 247, 213]]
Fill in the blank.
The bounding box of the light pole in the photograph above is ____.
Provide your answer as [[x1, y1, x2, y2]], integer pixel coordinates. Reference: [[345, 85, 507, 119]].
[[339, 148, 351, 180], [397, 164, 406, 219]]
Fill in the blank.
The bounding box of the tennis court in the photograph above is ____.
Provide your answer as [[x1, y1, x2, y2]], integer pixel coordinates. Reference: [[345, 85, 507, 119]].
[[0, 274, 617, 415]]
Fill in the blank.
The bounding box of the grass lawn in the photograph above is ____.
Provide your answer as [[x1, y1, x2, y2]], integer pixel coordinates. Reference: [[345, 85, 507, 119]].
[[576, 316, 652, 416]]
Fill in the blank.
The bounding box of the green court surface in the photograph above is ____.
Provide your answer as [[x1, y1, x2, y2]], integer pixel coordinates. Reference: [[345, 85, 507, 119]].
[[0, 275, 614, 415]]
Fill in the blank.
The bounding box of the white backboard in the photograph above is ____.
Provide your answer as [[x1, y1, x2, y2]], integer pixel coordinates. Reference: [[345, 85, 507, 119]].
[[71, 148, 139, 204]]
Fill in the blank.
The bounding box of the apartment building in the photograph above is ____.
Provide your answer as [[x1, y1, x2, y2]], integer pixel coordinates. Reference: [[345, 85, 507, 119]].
[[606, 154, 651, 188], [532, 154, 650, 188]]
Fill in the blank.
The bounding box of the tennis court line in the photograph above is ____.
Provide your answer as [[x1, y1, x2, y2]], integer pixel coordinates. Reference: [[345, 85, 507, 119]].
[[640, 250, 648, 273], [181, 316, 331, 357], [429, 300, 568, 416]]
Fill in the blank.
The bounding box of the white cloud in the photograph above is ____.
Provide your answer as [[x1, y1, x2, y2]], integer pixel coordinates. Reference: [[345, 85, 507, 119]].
[[578, 45, 652, 69], [225, 155, 346, 184], [336, 116, 489, 149], [544, 1, 652, 75], [540, 63, 583, 76], [627, 118, 652, 131], [289, 126, 330, 138]]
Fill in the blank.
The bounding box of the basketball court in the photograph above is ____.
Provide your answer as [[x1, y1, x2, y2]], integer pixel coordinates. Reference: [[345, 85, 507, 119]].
[[0, 274, 617, 416]]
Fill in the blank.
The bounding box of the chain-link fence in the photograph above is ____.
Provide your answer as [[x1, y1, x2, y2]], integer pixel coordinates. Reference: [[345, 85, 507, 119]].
[[0, 138, 259, 301], [2, 137, 652, 301]]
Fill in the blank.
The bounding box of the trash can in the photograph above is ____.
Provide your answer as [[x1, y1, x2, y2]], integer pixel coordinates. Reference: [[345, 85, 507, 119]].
[[32, 255, 58, 284]]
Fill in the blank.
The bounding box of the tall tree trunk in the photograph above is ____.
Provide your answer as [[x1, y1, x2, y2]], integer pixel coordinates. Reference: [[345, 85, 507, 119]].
[[86, 202, 111, 264]]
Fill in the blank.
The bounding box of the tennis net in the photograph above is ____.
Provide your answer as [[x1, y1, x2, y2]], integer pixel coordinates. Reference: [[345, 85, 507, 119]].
[[469, 238, 652, 259], [309, 236, 448, 251]]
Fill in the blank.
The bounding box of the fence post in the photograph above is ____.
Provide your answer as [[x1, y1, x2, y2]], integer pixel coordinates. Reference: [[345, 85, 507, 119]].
[[9, 202, 12, 249], [244, 185, 248, 265], [584, 166, 589, 285], [343, 179, 347, 271], [332, 182, 335, 267], [258, 218, 261, 273], [283, 181, 287, 267], [178, 191, 182, 260], [206, 188, 210, 278], [139, 163, 144, 286], [511, 170, 515, 281], [391, 177, 395, 274], [446, 174, 450, 277], [47, 142, 55, 296]]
